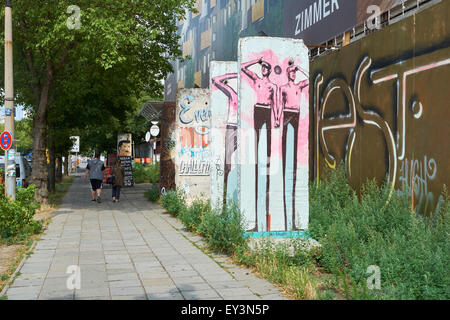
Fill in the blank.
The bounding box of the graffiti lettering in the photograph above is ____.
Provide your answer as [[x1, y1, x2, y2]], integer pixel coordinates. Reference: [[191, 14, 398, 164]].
[[313, 35, 449, 216], [399, 156, 438, 214], [179, 160, 210, 176]]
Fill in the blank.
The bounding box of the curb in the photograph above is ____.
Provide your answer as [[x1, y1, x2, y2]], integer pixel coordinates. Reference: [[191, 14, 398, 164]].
[[0, 240, 38, 298]]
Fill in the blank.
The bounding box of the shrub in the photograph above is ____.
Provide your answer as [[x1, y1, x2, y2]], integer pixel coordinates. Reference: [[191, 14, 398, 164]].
[[198, 201, 247, 255], [161, 189, 185, 216], [0, 184, 42, 240], [309, 165, 450, 300], [179, 199, 210, 232], [133, 162, 160, 184], [144, 184, 160, 202]]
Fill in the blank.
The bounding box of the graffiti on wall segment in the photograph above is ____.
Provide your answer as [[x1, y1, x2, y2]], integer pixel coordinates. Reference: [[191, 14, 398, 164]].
[[176, 89, 211, 200], [311, 0, 450, 217], [210, 61, 239, 209], [238, 37, 309, 232]]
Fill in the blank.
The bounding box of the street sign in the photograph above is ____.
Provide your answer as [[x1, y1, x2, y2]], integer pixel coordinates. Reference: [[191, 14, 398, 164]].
[[145, 132, 151, 142], [150, 125, 160, 137], [0, 131, 12, 151], [7, 149, 15, 161], [70, 136, 80, 153]]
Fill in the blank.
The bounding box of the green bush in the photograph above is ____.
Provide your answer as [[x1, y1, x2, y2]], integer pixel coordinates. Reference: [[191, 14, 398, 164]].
[[198, 201, 247, 255], [0, 184, 42, 241], [133, 162, 160, 184], [309, 165, 450, 300], [179, 199, 210, 232], [144, 184, 160, 202], [161, 189, 185, 216]]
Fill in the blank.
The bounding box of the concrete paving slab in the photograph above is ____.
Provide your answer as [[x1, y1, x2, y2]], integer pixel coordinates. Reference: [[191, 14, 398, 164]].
[[4, 176, 286, 300]]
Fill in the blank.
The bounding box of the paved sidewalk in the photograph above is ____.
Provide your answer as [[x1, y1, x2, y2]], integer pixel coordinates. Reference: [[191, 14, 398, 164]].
[[4, 176, 287, 300]]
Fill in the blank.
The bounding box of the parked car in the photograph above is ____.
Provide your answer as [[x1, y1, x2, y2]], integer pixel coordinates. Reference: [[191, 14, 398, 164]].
[[0, 153, 32, 188]]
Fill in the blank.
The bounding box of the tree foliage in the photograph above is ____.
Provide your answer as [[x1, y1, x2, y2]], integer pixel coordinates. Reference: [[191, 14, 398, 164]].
[[0, 0, 195, 202]]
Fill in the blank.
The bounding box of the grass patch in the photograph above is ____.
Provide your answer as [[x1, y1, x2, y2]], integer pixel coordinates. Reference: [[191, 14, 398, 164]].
[[308, 165, 450, 300], [133, 163, 160, 184], [159, 166, 449, 300], [144, 184, 160, 203]]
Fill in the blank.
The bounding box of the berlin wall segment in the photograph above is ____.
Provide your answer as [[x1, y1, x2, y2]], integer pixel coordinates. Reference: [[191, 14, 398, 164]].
[[175, 89, 212, 202], [238, 37, 310, 233], [210, 61, 239, 210], [310, 0, 450, 217]]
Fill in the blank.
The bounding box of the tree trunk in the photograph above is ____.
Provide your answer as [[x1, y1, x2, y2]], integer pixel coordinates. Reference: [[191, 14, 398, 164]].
[[31, 68, 52, 204], [63, 152, 69, 177], [56, 156, 63, 183], [48, 128, 56, 193]]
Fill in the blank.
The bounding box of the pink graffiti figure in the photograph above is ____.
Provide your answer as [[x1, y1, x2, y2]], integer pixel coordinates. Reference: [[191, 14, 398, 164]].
[[211, 73, 238, 125], [241, 57, 277, 231], [241, 57, 278, 112], [211, 73, 239, 204], [277, 64, 308, 125], [278, 64, 308, 230]]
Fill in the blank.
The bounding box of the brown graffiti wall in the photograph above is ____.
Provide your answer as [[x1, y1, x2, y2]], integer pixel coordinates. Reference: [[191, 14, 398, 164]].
[[310, 1, 450, 217]]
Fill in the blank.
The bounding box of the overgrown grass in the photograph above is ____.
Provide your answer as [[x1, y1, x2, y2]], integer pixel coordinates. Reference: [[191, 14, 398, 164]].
[[159, 166, 449, 300], [234, 239, 321, 300], [161, 189, 186, 216], [309, 165, 450, 300], [0, 185, 42, 243], [198, 201, 247, 255], [161, 191, 246, 255], [133, 163, 160, 184], [144, 184, 160, 203]]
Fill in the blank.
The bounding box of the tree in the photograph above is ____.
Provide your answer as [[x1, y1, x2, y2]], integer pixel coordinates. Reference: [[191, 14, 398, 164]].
[[0, 0, 194, 203]]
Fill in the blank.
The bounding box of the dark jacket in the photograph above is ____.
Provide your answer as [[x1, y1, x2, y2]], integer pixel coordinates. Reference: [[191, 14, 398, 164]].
[[112, 164, 125, 187]]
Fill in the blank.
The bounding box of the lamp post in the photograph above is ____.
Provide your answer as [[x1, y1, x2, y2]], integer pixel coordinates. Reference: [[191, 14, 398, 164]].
[[4, 0, 15, 200]]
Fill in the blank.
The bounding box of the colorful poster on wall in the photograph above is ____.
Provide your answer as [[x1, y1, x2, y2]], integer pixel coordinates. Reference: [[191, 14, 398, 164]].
[[117, 133, 132, 157], [175, 89, 211, 201], [117, 133, 133, 187], [238, 36, 309, 232], [210, 61, 239, 209]]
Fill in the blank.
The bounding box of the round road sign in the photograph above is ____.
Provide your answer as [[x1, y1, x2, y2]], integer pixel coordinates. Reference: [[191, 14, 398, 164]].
[[0, 131, 12, 151], [150, 125, 160, 137]]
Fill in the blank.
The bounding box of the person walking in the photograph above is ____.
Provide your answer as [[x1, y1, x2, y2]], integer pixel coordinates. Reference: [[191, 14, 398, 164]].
[[84, 153, 105, 203], [111, 158, 124, 203]]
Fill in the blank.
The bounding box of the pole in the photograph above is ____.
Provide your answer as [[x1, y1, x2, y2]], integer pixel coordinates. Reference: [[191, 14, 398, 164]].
[[4, 0, 15, 200]]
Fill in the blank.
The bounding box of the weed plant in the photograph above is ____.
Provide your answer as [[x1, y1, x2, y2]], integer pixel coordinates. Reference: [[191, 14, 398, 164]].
[[198, 201, 247, 255], [161, 189, 185, 216], [309, 165, 450, 300], [0, 185, 42, 242], [133, 162, 160, 184], [144, 184, 160, 202], [179, 199, 210, 232]]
